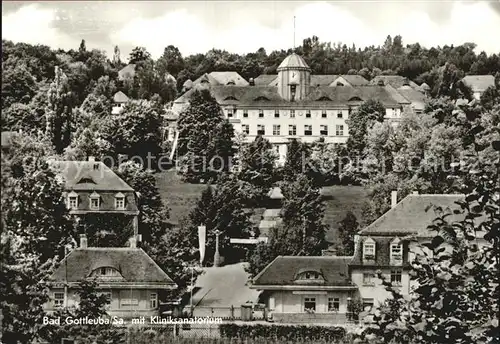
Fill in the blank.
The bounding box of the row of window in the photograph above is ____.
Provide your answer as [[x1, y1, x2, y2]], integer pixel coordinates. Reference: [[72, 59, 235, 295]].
[[363, 237, 403, 265], [363, 270, 402, 286], [303, 297, 340, 312], [242, 124, 345, 136], [67, 192, 126, 211], [53, 292, 158, 308], [227, 109, 348, 119]]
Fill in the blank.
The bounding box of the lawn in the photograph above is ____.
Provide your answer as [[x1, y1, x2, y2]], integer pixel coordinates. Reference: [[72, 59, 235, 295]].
[[155, 170, 370, 243]]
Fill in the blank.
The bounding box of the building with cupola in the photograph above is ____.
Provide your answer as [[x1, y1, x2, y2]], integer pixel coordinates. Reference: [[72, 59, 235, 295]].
[[171, 53, 427, 163]]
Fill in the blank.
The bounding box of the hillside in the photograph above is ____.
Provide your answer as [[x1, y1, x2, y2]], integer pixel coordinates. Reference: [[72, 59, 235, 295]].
[[155, 170, 369, 243]]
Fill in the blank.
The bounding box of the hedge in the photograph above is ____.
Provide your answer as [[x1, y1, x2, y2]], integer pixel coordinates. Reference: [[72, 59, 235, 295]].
[[219, 323, 346, 341]]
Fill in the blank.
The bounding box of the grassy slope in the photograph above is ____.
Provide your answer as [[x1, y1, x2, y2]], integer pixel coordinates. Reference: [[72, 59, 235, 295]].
[[155, 170, 369, 244]]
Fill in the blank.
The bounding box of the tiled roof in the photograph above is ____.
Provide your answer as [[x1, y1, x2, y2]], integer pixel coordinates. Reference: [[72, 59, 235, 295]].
[[462, 75, 495, 92], [370, 75, 419, 89], [254, 74, 278, 86], [311, 75, 339, 86], [359, 194, 470, 236], [1, 131, 18, 148], [175, 85, 408, 108], [47, 247, 177, 288], [335, 75, 370, 86], [277, 53, 310, 70], [396, 86, 427, 110], [209, 71, 249, 86], [253, 256, 354, 287], [50, 161, 134, 192], [113, 91, 129, 103]]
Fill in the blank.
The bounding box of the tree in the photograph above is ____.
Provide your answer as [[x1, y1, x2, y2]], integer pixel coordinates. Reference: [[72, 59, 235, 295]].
[[64, 127, 111, 161], [282, 138, 311, 182], [156, 45, 185, 78], [112, 45, 121, 66], [99, 99, 163, 164], [280, 174, 328, 255], [346, 99, 386, 158], [177, 89, 234, 182], [336, 211, 359, 255], [188, 174, 253, 265], [1, 62, 37, 109], [129, 46, 151, 64], [237, 135, 277, 203], [45, 66, 75, 153], [78, 39, 86, 54], [1, 134, 75, 343]]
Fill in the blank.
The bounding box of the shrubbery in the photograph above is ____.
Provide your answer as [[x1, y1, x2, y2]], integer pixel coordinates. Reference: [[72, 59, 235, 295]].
[[219, 323, 346, 341]]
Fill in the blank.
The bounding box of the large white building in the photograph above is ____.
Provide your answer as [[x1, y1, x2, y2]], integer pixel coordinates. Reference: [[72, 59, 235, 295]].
[[171, 53, 426, 162]]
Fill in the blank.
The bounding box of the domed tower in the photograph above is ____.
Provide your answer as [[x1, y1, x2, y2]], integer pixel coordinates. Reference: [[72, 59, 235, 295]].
[[277, 53, 311, 101]]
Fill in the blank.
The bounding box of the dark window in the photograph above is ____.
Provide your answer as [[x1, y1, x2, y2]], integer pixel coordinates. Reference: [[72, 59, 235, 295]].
[[306, 110, 311, 118], [304, 297, 316, 312], [259, 110, 264, 118], [274, 110, 279, 118]]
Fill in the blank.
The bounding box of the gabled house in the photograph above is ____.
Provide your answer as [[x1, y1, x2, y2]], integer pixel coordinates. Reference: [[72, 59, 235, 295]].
[[350, 192, 488, 310], [44, 234, 177, 318], [251, 256, 357, 323], [50, 158, 140, 235]]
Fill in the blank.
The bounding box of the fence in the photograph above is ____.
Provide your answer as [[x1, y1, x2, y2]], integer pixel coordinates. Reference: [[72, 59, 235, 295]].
[[182, 305, 266, 321]]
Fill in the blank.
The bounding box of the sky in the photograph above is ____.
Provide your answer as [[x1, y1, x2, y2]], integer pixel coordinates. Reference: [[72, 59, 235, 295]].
[[2, 1, 500, 59]]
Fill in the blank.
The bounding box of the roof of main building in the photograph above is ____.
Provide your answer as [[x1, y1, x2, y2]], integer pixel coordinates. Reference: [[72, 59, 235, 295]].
[[462, 75, 495, 92], [277, 53, 310, 70], [175, 84, 410, 108]]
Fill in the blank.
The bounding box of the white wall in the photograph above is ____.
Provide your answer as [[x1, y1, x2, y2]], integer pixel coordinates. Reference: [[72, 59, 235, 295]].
[[269, 290, 351, 313]]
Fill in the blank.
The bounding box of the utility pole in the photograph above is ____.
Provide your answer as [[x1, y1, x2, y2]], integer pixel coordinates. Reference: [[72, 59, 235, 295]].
[[213, 230, 221, 267], [189, 266, 194, 316]]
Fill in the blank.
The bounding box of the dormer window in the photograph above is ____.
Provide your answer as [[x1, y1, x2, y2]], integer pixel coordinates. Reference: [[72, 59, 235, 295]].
[[390, 238, 403, 265], [336, 82, 344, 87], [294, 269, 324, 283], [67, 191, 78, 209], [115, 192, 125, 210], [89, 192, 100, 210], [92, 266, 122, 278], [363, 238, 376, 261]]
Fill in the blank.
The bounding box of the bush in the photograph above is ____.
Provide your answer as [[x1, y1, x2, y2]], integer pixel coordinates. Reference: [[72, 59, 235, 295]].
[[219, 323, 346, 341]]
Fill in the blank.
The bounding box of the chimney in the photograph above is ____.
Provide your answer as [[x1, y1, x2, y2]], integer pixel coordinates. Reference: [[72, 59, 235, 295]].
[[80, 234, 88, 248], [391, 190, 398, 208], [129, 236, 137, 248], [249, 78, 255, 86]]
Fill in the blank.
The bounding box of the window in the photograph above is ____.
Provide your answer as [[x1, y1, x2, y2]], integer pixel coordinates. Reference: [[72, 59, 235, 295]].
[[274, 109, 280, 118], [304, 297, 316, 312], [363, 273, 375, 286], [337, 111, 343, 119], [304, 125, 312, 136], [96, 267, 120, 277], [243, 110, 248, 118], [390, 238, 403, 265], [362, 298, 374, 311], [150, 292, 158, 309], [320, 125, 328, 136], [335, 125, 344, 136], [68, 196, 78, 209], [328, 298, 340, 312], [242, 124, 250, 135], [321, 109, 327, 118], [259, 109, 264, 118], [289, 125, 297, 136], [227, 108, 233, 118], [273, 125, 281, 136], [54, 292, 64, 308], [306, 110, 311, 118], [290, 110, 295, 118], [257, 124, 265, 135], [391, 270, 402, 286], [115, 193, 125, 210], [269, 296, 276, 310], [89, 192, 100, 210], [363, 238, 376, 260]]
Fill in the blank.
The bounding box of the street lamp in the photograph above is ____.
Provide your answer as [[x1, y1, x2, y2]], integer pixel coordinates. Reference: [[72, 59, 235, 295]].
[[213, 230, 222, 267]]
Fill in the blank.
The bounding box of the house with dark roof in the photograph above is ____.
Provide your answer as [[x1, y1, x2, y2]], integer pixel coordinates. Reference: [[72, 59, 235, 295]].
[[461, 75, 495, 100], [350, 192, 488, 310], [172, 53, 410, 163], [251, 256, 357, 323], [50, 159, 140, 235], [44, 234, 177, 318]]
